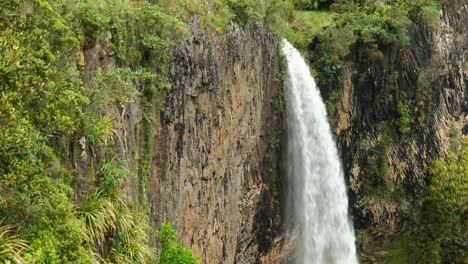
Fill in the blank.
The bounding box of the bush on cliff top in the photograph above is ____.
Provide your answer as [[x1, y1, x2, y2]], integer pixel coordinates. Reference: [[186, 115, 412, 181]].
[[184, 0, 294, 33], [309, 0, 440, 87]]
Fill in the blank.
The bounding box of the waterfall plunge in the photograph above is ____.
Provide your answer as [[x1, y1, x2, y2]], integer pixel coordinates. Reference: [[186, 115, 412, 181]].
[[282, 40, 359, 264]]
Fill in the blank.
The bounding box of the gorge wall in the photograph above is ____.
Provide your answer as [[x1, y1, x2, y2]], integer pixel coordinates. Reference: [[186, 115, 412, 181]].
[[150, 19, 283, 263], [75, 18, 284, 264], [318, 2, 467, 261]]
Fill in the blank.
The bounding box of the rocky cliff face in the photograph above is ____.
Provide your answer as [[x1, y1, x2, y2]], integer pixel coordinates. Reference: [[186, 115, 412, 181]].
[[75, 18, 283, 263], [320, 3, 467, 260], [150, 20, 283, 264]]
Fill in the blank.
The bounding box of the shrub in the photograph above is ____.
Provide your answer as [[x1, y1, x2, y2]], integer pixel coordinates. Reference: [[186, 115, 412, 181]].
[[23, 185, 91, 264], [362, 143, 395, 199], [78, 188, 154, 263], [0, 223, 27, 263], [310, 0, 421, 86], [157, 222, 200, 264], [79, 0, 188, 66], [106, 206, 154, 264], [395, 0, 440, 27], [396, 101, 411, 134], [226, 0, 260, 26], [410, 139, 468, 263], [77, 193, 117, 244], [283, 10, 334, 51], [98, 160, 134, 199], [292, 0, 331, 10], [187, 0, 293, 33]]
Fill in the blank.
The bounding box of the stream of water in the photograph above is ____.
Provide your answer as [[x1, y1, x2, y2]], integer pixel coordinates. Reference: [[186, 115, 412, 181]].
[[282, 39, 359, 264]]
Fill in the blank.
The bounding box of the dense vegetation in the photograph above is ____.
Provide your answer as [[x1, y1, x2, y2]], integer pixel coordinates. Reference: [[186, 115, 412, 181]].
[[1, 0, 465, 263], [415, 139, 467, 263], [0, 0, 301, 262], [0, 0, 194, 262], [382, 139, 468, 264], [310, 0, 440, 87]]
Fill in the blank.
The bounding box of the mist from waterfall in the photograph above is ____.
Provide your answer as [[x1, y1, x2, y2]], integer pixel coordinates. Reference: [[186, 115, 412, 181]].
[[282, 39, 359, 264]]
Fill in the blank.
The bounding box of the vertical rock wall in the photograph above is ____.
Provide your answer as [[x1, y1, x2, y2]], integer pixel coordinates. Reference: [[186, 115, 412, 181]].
[[319, 3, 467, 259], [148, 20, 283, 264]]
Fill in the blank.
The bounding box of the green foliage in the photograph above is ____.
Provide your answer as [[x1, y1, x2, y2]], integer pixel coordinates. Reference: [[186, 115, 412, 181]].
[[225, 0, 259, 26], [183, 0, 231, 33], [309, 21, 357, 85], [292, 0, 331, 10], [335, 1, 411, 45], [0, 2, 87, 136], [309, 0, 440, 87], [260, 0, 295, 31], [82, 115, 115, 144], [325, 89, 339, 115], [105, 203, 154, 264], [396, 101, 411, 134], [185, 0, 293, 33], [77, 176, 154, 263], [1, 0, 191, 262], [283, 10, 333, 51], [394, 0, 440, 27], [222, 0, 294, 29], [77, 192, 117, 244], [416, 139, 468, 264], [98, 160, 133, 199], [275, 89, 285, 114], [0, 222, 27, 263], [80, 0, 187, 66], [80, 0, 111, 39], [275, 50, 285, 114], [79, 1, 187, 218], [362, 143, 394, 198], [23, 185, 91, 264], [157, 222, 200, 264], [448, 124, 462, 152], [382, 139, 468, 264], [360, 123, 407, 205], [88, 67, 160, 112], [0, 2, 91, 262]]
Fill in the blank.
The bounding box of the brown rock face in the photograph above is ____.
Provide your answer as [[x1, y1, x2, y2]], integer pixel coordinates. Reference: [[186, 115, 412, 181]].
[[148, 20, 283, 263]]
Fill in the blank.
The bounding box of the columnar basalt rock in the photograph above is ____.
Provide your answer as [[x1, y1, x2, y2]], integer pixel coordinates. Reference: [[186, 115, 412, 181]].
[[150, 19, 283, 264], [320, 3, 467, 259]]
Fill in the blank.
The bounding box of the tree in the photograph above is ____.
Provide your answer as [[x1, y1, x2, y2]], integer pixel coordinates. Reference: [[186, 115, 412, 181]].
[[411, 139, 468, 263], [156, 222, 199, 264]]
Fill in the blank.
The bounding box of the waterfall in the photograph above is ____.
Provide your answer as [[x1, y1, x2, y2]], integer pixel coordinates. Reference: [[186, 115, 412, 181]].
[[282, 39, 359, 264]]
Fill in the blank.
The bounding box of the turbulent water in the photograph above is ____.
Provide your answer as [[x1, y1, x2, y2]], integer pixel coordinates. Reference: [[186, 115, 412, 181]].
[[282, 39, 359, 264]]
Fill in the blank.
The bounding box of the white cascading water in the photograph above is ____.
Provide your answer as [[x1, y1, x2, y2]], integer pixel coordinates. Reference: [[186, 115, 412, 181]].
[[282, 39, 359, 264]]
